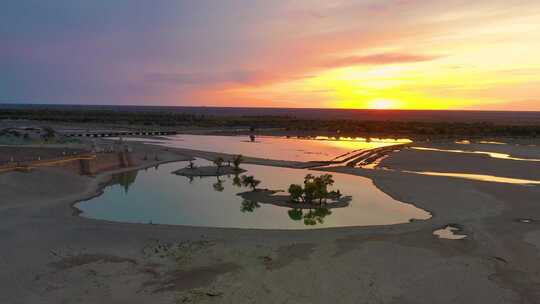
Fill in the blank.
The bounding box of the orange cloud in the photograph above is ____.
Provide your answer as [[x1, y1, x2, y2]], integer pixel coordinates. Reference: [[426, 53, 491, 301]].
[[322, 53, 442, 68]]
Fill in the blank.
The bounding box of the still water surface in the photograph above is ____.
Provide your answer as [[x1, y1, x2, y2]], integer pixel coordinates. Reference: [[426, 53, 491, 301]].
[[411, 147, 540, 162], [406, 171, 540, 185], [76, 159, 430, 229], [120, 134, 410, 162]]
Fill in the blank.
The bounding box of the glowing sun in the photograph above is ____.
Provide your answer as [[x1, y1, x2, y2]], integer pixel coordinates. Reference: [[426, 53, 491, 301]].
[[368, 99, 399, 109]]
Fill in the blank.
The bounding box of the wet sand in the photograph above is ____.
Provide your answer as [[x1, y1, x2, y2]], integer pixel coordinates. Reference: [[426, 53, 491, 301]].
[[1, 139, 540, 303]]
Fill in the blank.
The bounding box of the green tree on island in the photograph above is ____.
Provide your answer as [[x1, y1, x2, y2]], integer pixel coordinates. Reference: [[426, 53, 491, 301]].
[[288, 184, 304, 203], [288, 174, 342, 205]]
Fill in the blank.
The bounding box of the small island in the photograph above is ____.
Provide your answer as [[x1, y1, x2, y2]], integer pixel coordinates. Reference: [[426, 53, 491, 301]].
[[238, 173, 351, 209], [173, 155, 246, 177], [173, 165, 246, 177]]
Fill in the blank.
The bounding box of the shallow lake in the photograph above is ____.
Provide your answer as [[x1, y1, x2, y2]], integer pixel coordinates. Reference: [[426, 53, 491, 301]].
[[76, 159, 430, 229], [411, 146, 540, 162], [119, 134, 410, 162], [406, 171, 540, 185]]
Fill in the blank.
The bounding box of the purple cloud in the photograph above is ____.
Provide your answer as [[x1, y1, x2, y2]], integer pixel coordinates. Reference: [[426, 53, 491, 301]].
[[323, 53, 442, 68], [144, 70, 266, 87]]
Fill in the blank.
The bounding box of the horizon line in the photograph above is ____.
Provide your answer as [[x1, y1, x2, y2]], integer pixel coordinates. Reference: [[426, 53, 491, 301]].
[[1, 102, 539, 113]]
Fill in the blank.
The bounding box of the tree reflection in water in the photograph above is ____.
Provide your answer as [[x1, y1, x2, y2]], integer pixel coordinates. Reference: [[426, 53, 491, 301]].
[[287, 208, 303, 221], [288, 207, 332, 226], [240, 200, 260, 213], [211, 173, 242, 192], [177, 169, 338, 226], [302, 208, 332, 225], [232, 174, 242, 187], [111, 170, 139, 194], [212, 176, 225, 192]]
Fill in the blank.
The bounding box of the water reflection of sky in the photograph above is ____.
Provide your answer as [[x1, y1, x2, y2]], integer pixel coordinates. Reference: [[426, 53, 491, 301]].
[[405, 171, 540, 185], [76, 159, 430, 229], [119, 135, 410, 162], [411, 147, 540, 162]]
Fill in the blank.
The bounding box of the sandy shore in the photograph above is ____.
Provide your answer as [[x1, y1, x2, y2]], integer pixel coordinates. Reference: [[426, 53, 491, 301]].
[[1, 138, 540, 303]]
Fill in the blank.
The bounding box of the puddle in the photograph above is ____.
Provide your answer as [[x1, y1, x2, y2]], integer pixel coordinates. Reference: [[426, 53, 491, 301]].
[[516, 218, 535, 224], [405, 171, 540, 185], [411, 147, 540, 162], [433, 225, 467, 240]]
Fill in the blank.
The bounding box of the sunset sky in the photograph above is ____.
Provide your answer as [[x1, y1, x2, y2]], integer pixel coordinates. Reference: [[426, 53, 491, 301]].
[[2, 0, 540, 110]]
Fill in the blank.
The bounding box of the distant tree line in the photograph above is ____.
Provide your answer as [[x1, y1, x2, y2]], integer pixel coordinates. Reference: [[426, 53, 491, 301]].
[[1, 108, 539, 137]]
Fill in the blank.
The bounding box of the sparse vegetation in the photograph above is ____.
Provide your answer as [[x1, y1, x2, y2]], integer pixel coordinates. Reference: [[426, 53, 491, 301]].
[[288, 184, 304, 202]]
